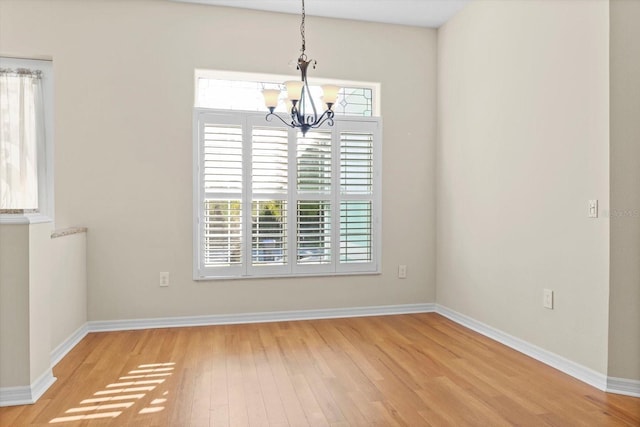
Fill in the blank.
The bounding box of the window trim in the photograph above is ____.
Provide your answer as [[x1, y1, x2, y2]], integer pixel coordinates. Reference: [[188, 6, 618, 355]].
[[0, 57, 54, 224], [193, 108, 382, 281]]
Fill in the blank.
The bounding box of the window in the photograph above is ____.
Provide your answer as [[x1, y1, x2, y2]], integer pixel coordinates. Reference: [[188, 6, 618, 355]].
[[197, 78, 374, 117], [195, 70, 379, 117], [193, 111, 381, 279], [0, 57, 53, 223]]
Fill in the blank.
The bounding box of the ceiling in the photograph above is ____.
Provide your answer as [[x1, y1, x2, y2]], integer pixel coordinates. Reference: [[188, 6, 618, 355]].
[[171, 0, 471, 28]]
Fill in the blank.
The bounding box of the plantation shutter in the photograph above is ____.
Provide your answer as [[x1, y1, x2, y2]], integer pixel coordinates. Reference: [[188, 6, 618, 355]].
[[195, 110, 380, 279], [200, 118, 243, 272], [295, 130, 333, 269], [336, 122, 378, 271], [250, 124, 289, 270]]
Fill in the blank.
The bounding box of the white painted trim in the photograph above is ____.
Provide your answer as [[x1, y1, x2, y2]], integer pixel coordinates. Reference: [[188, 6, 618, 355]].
[[607, 376, 640, 398], [0, 369, 56, 407], [30, 369, 56, 402], [0, 385, 32, 407], [0, 213, 53, 225], [88, 303, 436, 332], [2, 305, 433, 407], [50, 323, 89, 367], [435, 304, 609, 391], [5, 304, 638, 407]]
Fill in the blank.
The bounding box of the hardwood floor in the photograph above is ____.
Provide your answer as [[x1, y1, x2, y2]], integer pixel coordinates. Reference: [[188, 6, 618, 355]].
[[1, 313, 638, 426]]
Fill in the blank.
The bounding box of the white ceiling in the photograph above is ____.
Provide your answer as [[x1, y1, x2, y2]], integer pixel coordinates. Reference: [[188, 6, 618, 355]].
[[171, 0, 471, 28]]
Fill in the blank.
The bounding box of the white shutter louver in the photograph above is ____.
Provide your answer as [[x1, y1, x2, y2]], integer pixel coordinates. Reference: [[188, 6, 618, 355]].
[[296, 130, 332, 266], [202, 124, 243, 267], [203, 125, 243, 193], [252, 127, 288, 194], [340, 132, 373, 194], [340, 201, 372, 263], [203, 200, 242, 266], [297, 201, 331, 264], [297, 131, 332, 193], [251, 127, 288, 266], [339, 130, 374, 264]]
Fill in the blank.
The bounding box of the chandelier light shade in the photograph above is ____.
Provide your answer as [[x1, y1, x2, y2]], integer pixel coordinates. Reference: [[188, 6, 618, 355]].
[[263, 0, 339, 135]]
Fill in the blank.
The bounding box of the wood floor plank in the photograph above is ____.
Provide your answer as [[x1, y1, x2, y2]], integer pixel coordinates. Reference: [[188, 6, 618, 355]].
[[1, 313, 639, 427], [259, 324, 309, 426]]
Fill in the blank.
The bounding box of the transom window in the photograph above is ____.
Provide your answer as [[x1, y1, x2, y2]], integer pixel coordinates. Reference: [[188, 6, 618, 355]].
[[195, 70, 379, 117]]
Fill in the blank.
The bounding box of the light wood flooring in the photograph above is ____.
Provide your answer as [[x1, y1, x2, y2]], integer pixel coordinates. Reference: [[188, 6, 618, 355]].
[[1, 313, 639, 426]]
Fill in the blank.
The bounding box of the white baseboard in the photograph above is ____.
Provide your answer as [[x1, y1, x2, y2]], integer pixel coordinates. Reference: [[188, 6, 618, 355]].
[[435, 304, 609, 391], [4, 303, 639, 407], [607, 376, 640, 398], [0, 304, 433, 407], [50, 323, 89, 367], [88, 303, 436, 332], [0, 369, 56, 407]]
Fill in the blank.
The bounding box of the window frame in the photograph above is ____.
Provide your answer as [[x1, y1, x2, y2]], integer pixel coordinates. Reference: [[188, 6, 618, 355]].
[[0, 57, 54, 224], [193, 109, 382, 280]]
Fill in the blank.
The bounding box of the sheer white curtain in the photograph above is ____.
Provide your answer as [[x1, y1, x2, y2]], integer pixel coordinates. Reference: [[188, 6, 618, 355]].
[[0, 68, 44, 210]]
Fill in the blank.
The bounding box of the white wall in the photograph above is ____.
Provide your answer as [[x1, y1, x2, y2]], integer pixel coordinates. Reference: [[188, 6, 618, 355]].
[[437, 0, 611, 373], [0, 0, 438, 321], [609, 0, 640, 381]]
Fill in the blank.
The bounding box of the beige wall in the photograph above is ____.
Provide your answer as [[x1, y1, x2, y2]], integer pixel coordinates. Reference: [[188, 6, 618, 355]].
[[0, 0, 438, 321], [50, 232, 87, 351], [609, 0, 640, 381], [0, 222, 87, 391], [28, 223, 53, 383], [1, 0, 637, 397], [437, 0, 611, 373], [0, 225, 30, 388]]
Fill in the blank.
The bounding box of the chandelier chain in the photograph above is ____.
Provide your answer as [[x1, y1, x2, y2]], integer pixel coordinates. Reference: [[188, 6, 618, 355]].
[[264, 0, 335, 135], [300, 0, 306, 58]]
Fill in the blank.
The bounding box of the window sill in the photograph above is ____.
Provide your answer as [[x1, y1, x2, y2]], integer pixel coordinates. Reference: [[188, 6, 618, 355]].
[[194, 269, 381, 282], [0, 211, 53, 225]]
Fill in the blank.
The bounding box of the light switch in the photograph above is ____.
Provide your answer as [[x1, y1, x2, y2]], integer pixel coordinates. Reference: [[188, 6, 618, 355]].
[[398, 265, 407, 279], [588, 200, 598, 218], [543, 289, 554, 309]]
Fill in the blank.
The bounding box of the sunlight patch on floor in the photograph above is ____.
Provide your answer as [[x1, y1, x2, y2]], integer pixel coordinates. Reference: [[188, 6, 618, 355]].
[[49, 363, 175, 424]]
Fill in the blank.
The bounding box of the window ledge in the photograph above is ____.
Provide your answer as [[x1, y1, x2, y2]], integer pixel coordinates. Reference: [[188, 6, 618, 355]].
[[194, 269, 381, 282], [0, 211, 53, 225]]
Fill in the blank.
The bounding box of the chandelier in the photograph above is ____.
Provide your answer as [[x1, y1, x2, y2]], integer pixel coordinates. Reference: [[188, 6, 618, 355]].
[[262, 0, 339, 135]]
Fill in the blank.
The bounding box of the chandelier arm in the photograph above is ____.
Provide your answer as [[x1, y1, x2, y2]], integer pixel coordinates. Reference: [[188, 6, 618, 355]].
[[311, 109, 335, 128], [266, 112, 295, 128]]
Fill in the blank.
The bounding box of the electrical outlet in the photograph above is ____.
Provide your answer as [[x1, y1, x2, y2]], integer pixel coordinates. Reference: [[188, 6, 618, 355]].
[[159, 272, 170, 287], [398, 265, 407, 279], [543, 289, 554, 309]]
